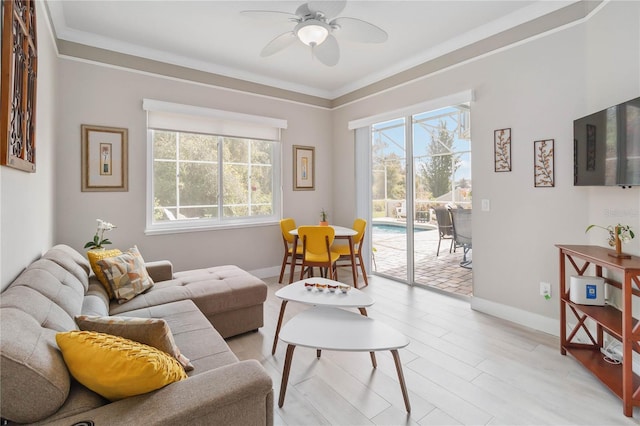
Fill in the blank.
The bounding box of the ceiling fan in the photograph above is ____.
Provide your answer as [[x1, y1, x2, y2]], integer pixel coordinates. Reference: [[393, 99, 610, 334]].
[[241, 1, 388, 66]]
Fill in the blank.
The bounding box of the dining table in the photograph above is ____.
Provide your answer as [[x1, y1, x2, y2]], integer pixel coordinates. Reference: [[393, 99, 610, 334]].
[[288, 225, 360, 287]]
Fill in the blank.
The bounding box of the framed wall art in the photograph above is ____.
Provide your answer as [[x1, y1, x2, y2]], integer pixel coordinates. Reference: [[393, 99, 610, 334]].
[[494, 128, 511, 172], [534, 139, 554, 187], [293, 145, 315, 191], [1, 0, 38, 173], [81, 125, 129, 192]]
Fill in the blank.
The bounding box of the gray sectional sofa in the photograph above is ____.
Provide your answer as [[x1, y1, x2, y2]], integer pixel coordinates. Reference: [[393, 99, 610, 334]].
[[0, 244, 273, 425]]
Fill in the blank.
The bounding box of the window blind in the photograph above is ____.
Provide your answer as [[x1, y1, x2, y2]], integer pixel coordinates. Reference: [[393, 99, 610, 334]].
[[347, 90, 473, 130], [143, 99, 288, 141]]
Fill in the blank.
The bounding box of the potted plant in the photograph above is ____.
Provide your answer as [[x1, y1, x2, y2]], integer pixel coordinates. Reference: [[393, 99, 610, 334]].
[[586, 223, 635, 259], [84, 219, 116, 250], [319, 209, 329, 226]]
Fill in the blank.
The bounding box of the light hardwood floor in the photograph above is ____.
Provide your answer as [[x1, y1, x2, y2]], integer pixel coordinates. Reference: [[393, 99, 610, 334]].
[[226, 275, 640, 425]]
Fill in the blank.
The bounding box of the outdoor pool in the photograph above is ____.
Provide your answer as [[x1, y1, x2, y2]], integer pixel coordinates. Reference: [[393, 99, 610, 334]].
[[372, 223, 431, 234]]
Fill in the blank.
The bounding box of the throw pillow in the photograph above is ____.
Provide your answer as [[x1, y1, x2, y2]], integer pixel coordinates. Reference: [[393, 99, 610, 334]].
[[96, 246, 154, 304], [75, 315, 194, 371], [56, 330, 187, 401], [87, 248, 122, 298]]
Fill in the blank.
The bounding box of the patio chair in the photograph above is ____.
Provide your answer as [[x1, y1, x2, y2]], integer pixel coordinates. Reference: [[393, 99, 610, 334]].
[[395, 201, 406, 219], [433, 206, 454, 256], [449, 207, 472, 269]]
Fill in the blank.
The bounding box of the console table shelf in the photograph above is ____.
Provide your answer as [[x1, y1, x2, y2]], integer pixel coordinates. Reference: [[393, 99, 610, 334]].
[[557, 244, 640, 417], [564, 346, 640, 399]]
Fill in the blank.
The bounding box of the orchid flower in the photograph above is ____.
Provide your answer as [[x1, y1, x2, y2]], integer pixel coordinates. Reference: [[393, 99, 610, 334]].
[[84, 219, 116, 250]]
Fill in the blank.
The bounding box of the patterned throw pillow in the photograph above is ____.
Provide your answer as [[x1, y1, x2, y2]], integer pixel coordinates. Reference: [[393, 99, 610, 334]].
[[75, 315, 194, 371], [96, 246, 154, 304], [87, 249, 122, 298], [56, 330, 187, 401]]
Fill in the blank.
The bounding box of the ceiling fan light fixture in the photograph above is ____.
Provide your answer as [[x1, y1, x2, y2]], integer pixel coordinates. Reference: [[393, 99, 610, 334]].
[[295, 20, 330, 46]]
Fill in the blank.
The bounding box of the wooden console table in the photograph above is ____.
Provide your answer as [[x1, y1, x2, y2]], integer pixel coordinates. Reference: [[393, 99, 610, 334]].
[[557, 244, 640, 417]]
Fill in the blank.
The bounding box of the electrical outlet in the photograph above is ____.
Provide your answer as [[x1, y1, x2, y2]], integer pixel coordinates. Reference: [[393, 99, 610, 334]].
[[540, 282, 551, 299]]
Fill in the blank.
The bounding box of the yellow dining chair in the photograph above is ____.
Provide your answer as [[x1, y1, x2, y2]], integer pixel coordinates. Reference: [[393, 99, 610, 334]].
[[278, 218, 303, 283], [334, 218, 368, 287], [298, 226, 340, 280]]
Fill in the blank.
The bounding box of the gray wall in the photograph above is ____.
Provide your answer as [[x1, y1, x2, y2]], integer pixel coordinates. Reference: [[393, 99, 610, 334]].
[[0, 1, 58, 290]]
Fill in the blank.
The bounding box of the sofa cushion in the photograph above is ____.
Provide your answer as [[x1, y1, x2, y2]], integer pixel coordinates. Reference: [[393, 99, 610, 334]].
[[109, 265, 267, 333], [56, 331, 187, 401], [87, 248, 122, 298], [82, 278, 111, 317], [96, 246, 154, 303], [7, 259, 86, 323], [0, 307, 71, 423], [113, 300, 239, 373], [0, 248, 95, 423], [42, 244, 92, 292], [41, 381, 108, 424], [75, 315, 193, 371]]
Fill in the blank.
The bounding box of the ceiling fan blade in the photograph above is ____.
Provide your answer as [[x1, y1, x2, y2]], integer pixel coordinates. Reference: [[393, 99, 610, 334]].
[[295, 3, 313, 18], [331, 17, 388, 43], [261, 32, 297, 57], [308, 1, 347, 20], [313, 35, 340, 66], [240, 10, 299, 22]]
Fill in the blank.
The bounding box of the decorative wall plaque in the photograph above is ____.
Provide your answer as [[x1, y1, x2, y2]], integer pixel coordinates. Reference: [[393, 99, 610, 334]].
[[534, 139, 554, 187], [1, 0, 38, 173], [494, 128, 511, 172]]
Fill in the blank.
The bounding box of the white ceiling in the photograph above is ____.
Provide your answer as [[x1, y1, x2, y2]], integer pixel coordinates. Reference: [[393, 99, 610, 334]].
[[45, 0, 579, 99]]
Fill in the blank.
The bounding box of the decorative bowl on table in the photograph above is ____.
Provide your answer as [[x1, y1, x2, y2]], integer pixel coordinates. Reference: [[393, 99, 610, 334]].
[[304, 282, 316, 291], [339, 285, 351, 293], [315, 283, 327, 292], [327, 284, 338, 293]]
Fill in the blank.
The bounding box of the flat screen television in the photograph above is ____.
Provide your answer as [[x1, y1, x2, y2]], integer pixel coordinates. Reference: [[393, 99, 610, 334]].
[[573, 96, 640, 187]]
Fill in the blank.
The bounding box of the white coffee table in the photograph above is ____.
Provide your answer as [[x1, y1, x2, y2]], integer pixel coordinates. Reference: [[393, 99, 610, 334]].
[[271, 277, 375, 355], [277, 306, 411, 412]]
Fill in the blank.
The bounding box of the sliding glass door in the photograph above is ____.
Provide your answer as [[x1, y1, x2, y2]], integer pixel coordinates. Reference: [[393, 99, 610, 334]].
[[370, 103, 472, 293], [371, 118, 408, 282]]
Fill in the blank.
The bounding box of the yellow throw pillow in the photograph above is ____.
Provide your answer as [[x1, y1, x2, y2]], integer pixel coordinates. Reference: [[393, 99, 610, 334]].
[[75, 315, 194, 371], [96, 246, 154, 304], [87, 249, 122, 298], [56, 330, 187, 401]]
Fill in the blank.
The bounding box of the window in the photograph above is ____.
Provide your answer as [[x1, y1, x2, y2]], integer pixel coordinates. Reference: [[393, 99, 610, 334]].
[[144, 99, 286, 234]]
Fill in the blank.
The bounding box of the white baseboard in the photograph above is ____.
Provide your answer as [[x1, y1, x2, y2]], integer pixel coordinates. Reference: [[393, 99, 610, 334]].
[[249, 266, 281, 280], [470, 296, 559, 337]]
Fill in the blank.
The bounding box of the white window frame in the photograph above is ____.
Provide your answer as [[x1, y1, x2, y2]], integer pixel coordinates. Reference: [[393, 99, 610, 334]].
[[144, 99, 287, 235]]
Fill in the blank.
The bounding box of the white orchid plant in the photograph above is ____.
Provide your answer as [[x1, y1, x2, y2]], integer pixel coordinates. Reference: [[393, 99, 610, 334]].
[[84, 219, 116, 250], [585, 223, 635, 247]]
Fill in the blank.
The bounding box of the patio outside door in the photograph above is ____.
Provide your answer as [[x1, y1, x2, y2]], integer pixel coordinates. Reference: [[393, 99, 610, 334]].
[[371, 118, 409, 282], [370, 104, 472, 295]]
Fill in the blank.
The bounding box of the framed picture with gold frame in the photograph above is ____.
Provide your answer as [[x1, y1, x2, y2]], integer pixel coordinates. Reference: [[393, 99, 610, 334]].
[[81, 125, 128, 192], [293, 145, 315, 191]]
